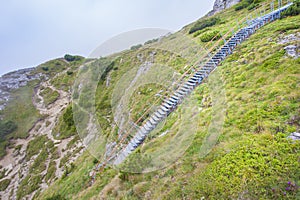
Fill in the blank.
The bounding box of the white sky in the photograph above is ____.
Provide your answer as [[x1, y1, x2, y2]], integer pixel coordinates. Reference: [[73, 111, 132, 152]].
[[0, 0, 215, 75]]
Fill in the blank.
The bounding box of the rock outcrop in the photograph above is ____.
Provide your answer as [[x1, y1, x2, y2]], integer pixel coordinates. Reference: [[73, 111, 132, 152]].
[[287, 132, 300, 141], [208, 0, 241, 16], [0, 68, 46, 110]]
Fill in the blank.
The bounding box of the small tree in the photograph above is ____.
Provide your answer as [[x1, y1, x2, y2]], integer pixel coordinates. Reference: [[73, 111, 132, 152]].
[[64, 54, 76, 62]]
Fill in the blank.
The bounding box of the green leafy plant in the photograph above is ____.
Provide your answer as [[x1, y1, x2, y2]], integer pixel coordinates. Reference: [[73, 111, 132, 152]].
[[281, 0, 300, 17], [189, 17, 220, 34], [0, 179, 11, 191], [200, 30, 222, 42]]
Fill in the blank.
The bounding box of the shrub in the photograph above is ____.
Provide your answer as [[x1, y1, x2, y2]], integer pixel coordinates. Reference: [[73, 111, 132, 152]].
[[189, 17, 220, 34], [193, 28, 211, 37], [26, 135, 48, 159], [234, 0, 262, 11], [281, 0, 300, 18], [0, 120, 17, 139], [63, 106, 74, 127], [64, 54, 82, 62], [0, 179, 10, 191], [42, 66, 49, 71], [247, 3, 259, 10], [130, 44, 142, 50], [64, 54, 75, 62], [200, 30, 222, 42], [100, 61, 115, 81], [46, 194, 67, 200], [66, 71, 73, 75], [187, 133, 300, 199], [40, 87, 60, 106], [235, 1, 250, 11], [144, 38, 159, 45]]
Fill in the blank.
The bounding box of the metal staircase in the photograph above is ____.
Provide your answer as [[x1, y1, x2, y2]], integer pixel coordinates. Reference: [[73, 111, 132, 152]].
[[100, 2, 294, 167]]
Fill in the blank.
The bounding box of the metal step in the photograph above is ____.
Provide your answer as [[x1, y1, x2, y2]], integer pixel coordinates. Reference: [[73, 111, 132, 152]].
[[108, 3, 294, 166], [160, 105, 169, 113], [165, 99, 175, 106]]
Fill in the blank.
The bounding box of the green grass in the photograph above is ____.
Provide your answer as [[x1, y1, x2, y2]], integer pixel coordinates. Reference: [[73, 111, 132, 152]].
[[53, 105, 77, 140], [38, 1, 300, 199], [17, 136, 57, 199], [0, 81, 41, 158], [26, 135, 48, 160], [0, 179, 11, 191], [129, 83, 164, 125], [50, 58, 86, 92], [40, 87, 60, 106], [17, 174, 43, 200], [0, 81, 41, 139]]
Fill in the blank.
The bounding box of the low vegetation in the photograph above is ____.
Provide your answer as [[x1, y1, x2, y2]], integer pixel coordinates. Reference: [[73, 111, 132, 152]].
[[53, 105, 76, 140], [0, 0, 297, 199], [234, 0, 263, 11], [64, 54, 83, 62], [281, 0, 300, 17], [0, 82, 41, 157], [130, 44, 142, 50], [40, 87, 60, 106], [185, 133, 300, 199], [0, 120, 17, 157], [199, 30, 222, 42], [189, 17, 220, 34], [26, 135, 48, 160], [0, 179, 11, 191]]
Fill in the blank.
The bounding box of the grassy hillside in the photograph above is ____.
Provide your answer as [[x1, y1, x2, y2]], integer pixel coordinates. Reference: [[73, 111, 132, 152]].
[[37, 0, 299, 199]]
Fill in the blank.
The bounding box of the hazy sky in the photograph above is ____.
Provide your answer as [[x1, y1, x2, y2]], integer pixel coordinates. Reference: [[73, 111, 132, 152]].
[[0, 0, 215, 75]]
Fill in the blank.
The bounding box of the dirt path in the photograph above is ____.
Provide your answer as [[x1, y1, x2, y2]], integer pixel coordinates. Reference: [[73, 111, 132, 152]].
[[0, 67, 76, 200]]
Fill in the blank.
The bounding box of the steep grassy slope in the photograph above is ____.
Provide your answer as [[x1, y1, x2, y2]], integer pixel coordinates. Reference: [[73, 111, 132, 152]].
[[38, 1, 299, 199]]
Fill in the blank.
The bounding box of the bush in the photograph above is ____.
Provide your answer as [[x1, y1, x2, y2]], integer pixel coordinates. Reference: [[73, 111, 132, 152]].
[[46, 194, 67, 200], [64, 54, 82, 62], [42, 66, 49, 71], [189, 17, 220, 34], [0, 120, 17, 139], [200, 30, 222, 42], [0, 179, 10, 191], [130, 44, 142, 50], [64, 54, 75, 62], [247, 3, 259, 10], [26, 135, 48, 159], [187, 133, 300, 199], [235, 1, 250, 11], [66, 71, 73, 75], [100, 61, 115, 81], [40, 87, 60, 106], [234, 0, 262, 11], [144, 38, 159, 45], [281, 0, 300, 18], [63, 106, 74, 127], [193, 28, 211, 37]]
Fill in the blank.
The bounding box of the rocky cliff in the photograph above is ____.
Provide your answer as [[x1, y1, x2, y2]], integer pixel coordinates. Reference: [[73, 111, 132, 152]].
[[208, 0, 241, 16]]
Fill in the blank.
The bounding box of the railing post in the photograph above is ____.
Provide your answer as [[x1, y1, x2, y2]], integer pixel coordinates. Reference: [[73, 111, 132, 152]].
[[271, 1, 274, 12]]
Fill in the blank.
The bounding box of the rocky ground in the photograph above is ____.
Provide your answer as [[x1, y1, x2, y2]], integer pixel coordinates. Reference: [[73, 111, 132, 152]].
[[0, 66, 85, 200], [0, 68, 47, 111]]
